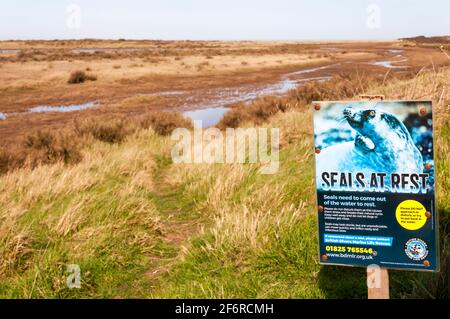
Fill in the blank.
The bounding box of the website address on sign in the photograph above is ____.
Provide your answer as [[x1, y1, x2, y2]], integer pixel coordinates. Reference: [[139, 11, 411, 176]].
[[327, 253, 374, 260]]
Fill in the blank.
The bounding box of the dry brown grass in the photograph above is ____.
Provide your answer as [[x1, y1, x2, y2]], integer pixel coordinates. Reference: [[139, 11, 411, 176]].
[[75, 111, 193, 142], [218, 73, 383, 128], [0, 111, 193, 176], [74, 117, 133, 143], [0, 129, 83, 175], [4, 40, 445, 107], [138, 111, 193, 136], [24, 129, 83, 165], [0, 232, 32, 277], [0, 50, 341, 91], [67, 70, 97, 84], [0, 148, 24, 176]]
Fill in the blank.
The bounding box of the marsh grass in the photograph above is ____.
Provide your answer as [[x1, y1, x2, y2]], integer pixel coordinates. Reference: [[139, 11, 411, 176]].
[[0, 130, 178, 297], [0, 112, 193, 175], [153, 68, 449, 298], [0, 129, 83, 175], [138, 112, 193, 136], [0, 67, 448, 298], [67, 70, 97, 84], [74, 118, 132, 143], [24, 129, 83, 165], [217, 74, 383, 129]]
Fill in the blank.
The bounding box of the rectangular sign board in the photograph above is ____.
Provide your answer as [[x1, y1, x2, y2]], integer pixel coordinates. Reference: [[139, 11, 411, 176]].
[[313, 100, 438, 271]]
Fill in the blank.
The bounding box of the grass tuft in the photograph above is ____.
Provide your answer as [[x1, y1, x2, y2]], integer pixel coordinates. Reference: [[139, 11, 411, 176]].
[[67, 70, 97, 84], [139, 112, 193, 136]]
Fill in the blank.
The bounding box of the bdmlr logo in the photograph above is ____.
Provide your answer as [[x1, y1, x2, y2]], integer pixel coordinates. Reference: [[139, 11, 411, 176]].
[[404, 238, 429, 261]]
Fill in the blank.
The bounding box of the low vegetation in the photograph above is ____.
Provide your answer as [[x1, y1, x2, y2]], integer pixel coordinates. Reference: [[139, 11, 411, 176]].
[[0, 112, 192, 175], [67, 70, 97, 84], [138, 111, 193, 136], [0, 40, 360, 63], [218, 73, 384, 128], [0, 129, 82, 175], [0, 67, 448, 298]]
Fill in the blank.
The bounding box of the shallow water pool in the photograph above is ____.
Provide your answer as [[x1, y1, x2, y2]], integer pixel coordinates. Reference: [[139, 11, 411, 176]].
[[184, 107, 230, 128], [29, 101, 98, 113]]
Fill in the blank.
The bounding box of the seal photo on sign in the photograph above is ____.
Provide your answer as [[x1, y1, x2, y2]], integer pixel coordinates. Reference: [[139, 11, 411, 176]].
[[316, 106, 423, 190]]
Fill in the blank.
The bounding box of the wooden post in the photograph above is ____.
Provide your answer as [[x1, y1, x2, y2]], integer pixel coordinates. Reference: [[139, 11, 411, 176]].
[[367, 266, 390, 299], [447, 248, 450, 299], [447, 220, 450, 299]]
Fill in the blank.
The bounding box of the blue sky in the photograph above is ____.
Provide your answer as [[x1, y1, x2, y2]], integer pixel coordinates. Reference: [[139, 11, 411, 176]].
[[0, 0, 448, 40]]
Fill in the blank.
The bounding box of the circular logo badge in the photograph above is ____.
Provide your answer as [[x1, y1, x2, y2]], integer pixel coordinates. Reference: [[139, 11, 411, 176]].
[[404, 238, 429, 261]]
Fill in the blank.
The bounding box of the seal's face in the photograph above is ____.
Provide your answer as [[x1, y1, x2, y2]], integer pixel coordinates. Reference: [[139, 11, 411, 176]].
[[343, 106, 410, 147], [343, 107, 377, 131]]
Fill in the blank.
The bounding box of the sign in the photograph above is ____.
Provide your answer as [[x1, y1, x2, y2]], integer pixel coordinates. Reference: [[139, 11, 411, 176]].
[[312, 100, 438, 271]]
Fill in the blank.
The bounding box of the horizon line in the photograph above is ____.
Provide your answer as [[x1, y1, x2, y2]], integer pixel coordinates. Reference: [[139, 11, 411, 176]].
[[1, 34, 447, 42]]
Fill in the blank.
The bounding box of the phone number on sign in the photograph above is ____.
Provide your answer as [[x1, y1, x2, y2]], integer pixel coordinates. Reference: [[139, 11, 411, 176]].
[[325, 246, 374, 254]]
